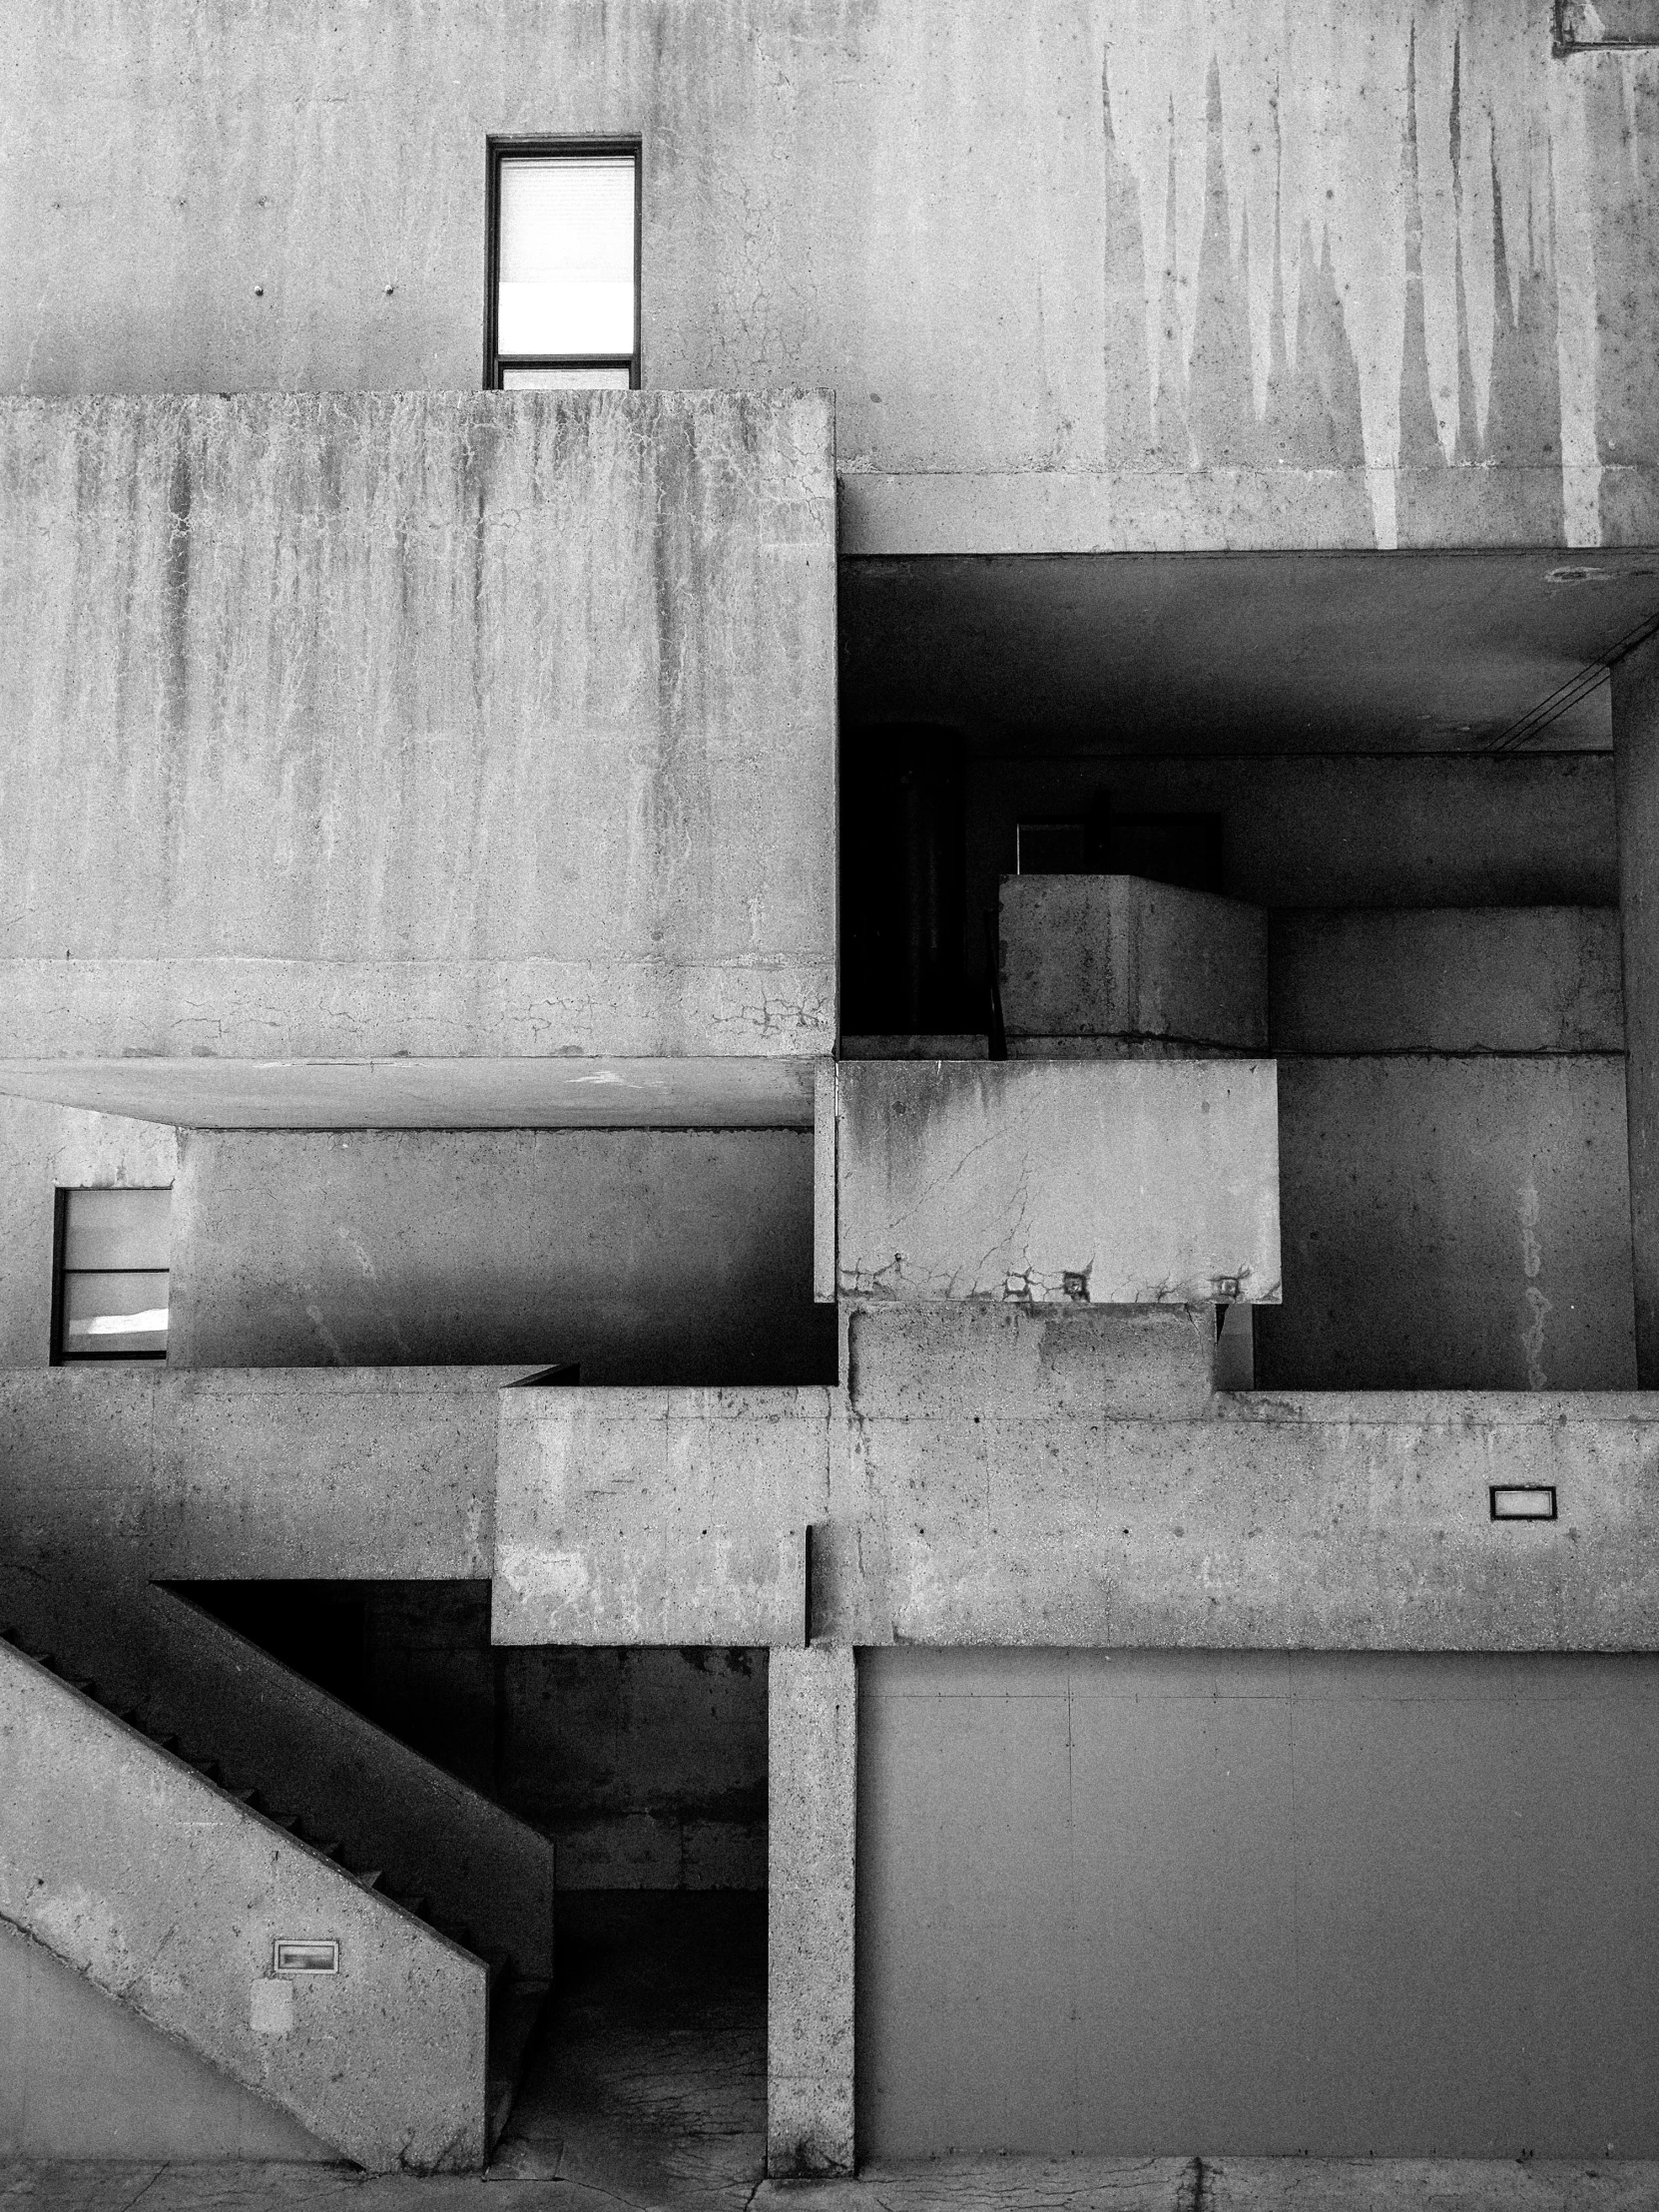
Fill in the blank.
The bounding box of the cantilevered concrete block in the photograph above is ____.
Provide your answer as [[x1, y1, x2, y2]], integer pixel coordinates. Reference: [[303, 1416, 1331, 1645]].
[[833, 1060, 1280, 1306], [999, 874, 1267, 1050], [768, 1647, 855, 2177]]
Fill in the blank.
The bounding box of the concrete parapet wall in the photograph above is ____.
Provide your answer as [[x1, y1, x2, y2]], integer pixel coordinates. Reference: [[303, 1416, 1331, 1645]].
[[832, 1060, 1282, 1307], [492, 1387, 830, 1647], [1000, 876, 1267, 1049], [1271, 908, 1624, 1055], [492, 1334, 1659, 1651], [0, 1367, 508, 1586], [0, 390, 834, 1059]]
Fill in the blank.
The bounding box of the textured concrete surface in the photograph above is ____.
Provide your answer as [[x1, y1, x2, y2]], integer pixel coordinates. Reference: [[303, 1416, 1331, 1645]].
[[834, 1060, 1281, 1306], [6, 2, 1657, 550], [1271, 908, 1625, 1054], [167, 1128, 831, 1382], [493, 1335, 1659, 1650], [2, 2159, 1656, 2212], [0, 1059, 820, 1132], [0, 1919, 331, 2162], [1615, 628, 1659, 1385], [0, 1097, 176, 1367], [139, 1589, 555, 1979], [0, 391, 834, 1061], [0, 1368, 510, 1586], [492, 1388, 828, 1647], [860, 1648, 1659, 2158], [768, 1649, 855, 2178], [1260, 1056, 1636, 1390], [0, 1640, 488, 2170], [999, 876, 1267, 1049]]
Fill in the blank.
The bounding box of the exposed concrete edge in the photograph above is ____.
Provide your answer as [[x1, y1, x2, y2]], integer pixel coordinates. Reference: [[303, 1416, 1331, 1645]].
[[0, 1056, 822, 1130]]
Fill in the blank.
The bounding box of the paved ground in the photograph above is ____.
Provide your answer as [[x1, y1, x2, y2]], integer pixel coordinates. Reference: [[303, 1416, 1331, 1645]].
[[3, 1895, 1657, 2212]]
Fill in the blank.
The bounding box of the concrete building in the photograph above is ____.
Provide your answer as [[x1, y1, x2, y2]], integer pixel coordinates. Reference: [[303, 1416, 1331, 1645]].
[[4, 0, 1659, 2181]]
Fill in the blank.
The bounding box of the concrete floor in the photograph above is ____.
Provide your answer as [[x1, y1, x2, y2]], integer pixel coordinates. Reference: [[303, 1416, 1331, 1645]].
[[2, 1895, 1656, 2212]]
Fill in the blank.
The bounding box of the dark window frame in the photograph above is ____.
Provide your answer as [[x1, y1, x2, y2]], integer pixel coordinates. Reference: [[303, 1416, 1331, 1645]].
[[51, 1186, 172, 1367], [484, 136, 643, 390]]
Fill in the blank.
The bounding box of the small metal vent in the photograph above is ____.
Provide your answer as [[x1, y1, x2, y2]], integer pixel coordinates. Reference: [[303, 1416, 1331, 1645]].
[[1555, 0, 1659, 51], [1489, 1485, 1557, 1522], [274, 1938, 339, 1974]]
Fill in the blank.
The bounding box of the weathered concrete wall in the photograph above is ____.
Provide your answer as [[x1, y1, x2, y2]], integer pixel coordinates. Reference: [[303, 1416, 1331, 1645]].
[[0, 390, 834, 1060], [999, 875, 1267, 1050], [169, 1129, 832, 1382], [857, 1648, 1659, 2157], [0, 1368, 507, 1586], [6, 1, 1656, 551], [0, 1918, 333, 2161], [769, 1648, 856, 2177], [1271, 908, 1625, 1053], [1259, 1056, 1636, 1389], [0, 1096, 176, 1367], [491, 1317, 1659, 1651], [834, 1061, 1281, 1306]]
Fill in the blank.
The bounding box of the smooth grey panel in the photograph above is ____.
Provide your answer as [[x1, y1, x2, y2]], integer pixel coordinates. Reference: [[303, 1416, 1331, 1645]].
[[858, 1649, 1659, 2158]]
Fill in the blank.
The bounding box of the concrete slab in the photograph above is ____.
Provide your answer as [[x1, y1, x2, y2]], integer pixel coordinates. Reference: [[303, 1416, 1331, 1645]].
[[834, 1060, 1281, 1307], [0, 1058, 821, 1130], [999, 875, 1267, 1050]]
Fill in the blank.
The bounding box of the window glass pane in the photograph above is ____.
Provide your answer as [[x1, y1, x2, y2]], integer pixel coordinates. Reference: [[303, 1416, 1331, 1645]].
[[63, 1271, 170, 1355], [501, 364, 632, 390], [498, 155, 635, 357], [63, 1186, 172, 1271]]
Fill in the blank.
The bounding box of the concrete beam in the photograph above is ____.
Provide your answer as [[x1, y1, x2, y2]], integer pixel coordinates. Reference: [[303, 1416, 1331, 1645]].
[[999, 876, 1267, 1052], [834, 1060, 1281, 1306], [1615, 630, 1659, 1384], [768, 1647, 856, 2178]]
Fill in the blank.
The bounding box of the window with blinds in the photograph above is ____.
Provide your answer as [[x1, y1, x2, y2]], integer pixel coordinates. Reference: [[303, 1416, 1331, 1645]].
[[487, 144, 639, 389], [52, 1187, 172, 1362]]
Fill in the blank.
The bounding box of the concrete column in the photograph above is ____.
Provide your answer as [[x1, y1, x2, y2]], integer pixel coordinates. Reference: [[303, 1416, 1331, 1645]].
[[768, 1645, 855, 2177], [1614, 629, 1659, 1384]]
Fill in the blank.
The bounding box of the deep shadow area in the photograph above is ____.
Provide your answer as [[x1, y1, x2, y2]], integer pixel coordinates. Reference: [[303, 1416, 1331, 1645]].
[[493, 1893, 768, 2198]]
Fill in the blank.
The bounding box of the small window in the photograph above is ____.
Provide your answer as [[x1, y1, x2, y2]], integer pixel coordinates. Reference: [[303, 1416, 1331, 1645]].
[[486, 143, 639, 389], [52, 1188, 172, 1363]]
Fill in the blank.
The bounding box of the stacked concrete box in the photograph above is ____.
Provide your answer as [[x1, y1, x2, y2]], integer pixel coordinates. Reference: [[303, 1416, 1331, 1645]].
[[998, 874, 1267, 1053]]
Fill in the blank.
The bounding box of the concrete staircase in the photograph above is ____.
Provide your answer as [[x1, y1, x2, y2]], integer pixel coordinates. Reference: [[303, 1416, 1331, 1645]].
[[0, 1601, 553, 2170]]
